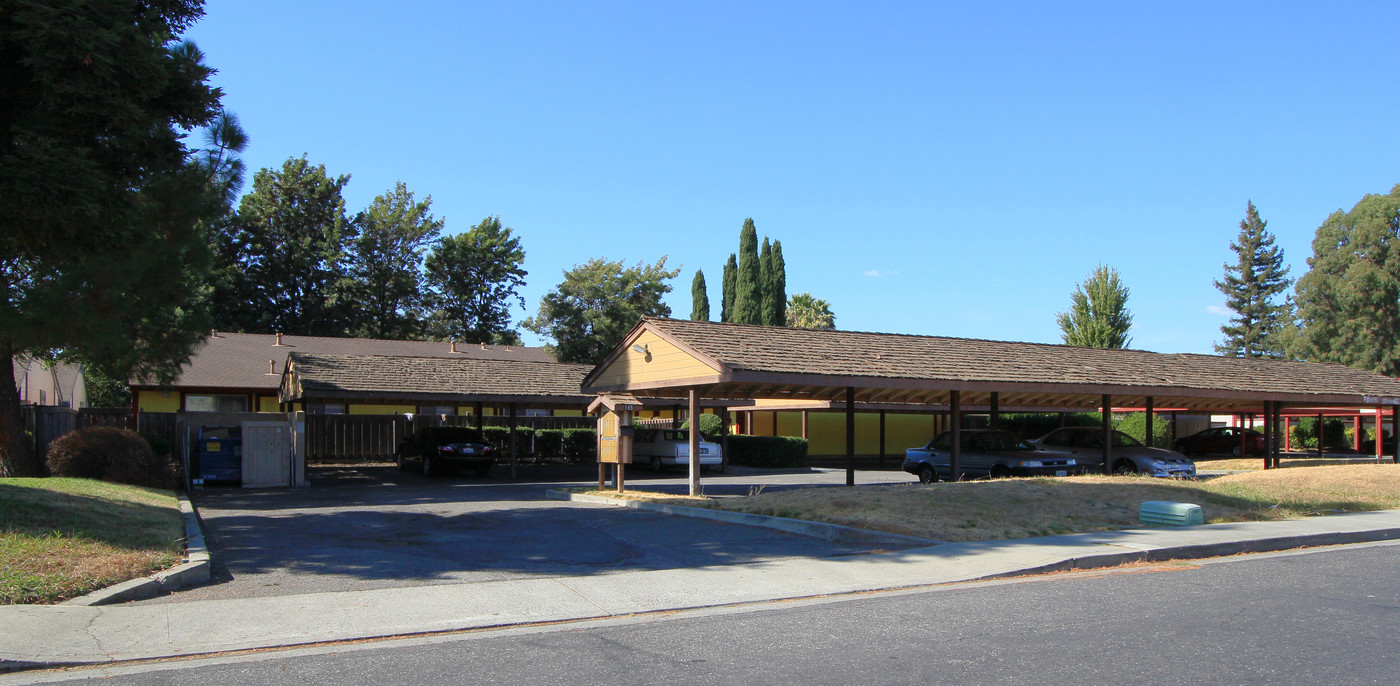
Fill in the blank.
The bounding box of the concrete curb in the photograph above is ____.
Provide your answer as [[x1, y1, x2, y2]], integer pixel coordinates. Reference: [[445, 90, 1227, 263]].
[[976, 526, 1400, 580], [61, 492, 212, 607], [548, 489, 941, 547]]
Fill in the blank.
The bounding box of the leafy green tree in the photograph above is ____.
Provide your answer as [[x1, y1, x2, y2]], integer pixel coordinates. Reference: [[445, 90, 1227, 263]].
[[690, 269, 710, 321], [771, 240, 787, 327], [786, 293, 836, 329], [524, 257, 680, 364], [721, 254, 737, 322], [225, 156, 354, 336], [424, 216, 527, 345], [1215, 202, 1293, 358], [734, 219, 763, 324], [1293, 185, 1400, 374], [1056, 265, 1133, 348], [1, 1, 225, 475], [345, 182, 443, 339]]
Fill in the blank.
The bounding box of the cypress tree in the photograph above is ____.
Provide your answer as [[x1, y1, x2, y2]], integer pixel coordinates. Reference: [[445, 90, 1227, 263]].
[[759, 237, 774, 325], [735, 219, 763, 324], [721, 254, 737, 322], [1214, 202, 1292, 358], [690, 269, 710, 321], [771, 240, 787, 327]]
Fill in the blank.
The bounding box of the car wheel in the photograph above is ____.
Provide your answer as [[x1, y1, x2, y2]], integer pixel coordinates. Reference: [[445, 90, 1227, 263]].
[[650, 456, 662, 472], [395, 452, 409, 472], [422, 455, 436, 477], [990, 465, 1012, 479], [1231, 445, 1242, 457], [1113, 459, 1136, 475], [918, 465, 937, 484]]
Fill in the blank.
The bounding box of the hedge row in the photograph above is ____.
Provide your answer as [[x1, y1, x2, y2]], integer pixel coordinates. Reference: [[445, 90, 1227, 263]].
[[726, 435, 808, 468], [478, 426, 596, 462]]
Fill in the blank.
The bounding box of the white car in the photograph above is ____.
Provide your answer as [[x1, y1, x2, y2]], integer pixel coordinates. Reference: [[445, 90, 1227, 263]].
[[632, 428, 722, 472], [1031, 427, 1196, 477]]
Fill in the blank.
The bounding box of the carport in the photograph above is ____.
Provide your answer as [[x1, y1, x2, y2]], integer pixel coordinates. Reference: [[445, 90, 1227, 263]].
[[582, 318, 1400, 492]]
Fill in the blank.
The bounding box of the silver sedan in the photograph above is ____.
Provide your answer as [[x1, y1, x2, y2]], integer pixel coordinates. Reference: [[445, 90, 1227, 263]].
[[1031, 427, 1196, 477]]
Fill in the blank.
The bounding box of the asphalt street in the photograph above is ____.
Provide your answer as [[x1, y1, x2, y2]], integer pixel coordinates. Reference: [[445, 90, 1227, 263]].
[[13, 539, 1399, 685], [130, 464, 918, 603]]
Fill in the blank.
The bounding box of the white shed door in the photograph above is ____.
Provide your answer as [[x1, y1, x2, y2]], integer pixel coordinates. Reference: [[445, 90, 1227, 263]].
[[241, 421, 292, 487]]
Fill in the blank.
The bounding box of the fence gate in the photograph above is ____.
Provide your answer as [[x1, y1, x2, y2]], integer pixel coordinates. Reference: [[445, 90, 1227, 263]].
[[242, 421, 293, 487]]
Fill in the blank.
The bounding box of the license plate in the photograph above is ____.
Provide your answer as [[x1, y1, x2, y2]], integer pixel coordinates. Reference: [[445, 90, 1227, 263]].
[[462, 447, 474, 454], [1055, 470, 1068, 477]]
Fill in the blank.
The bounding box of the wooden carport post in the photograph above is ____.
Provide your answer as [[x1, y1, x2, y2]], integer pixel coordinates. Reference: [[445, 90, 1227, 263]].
[[1145, 397, 1154, 447], [474, 401, 483, 433], [989, 392, 1000, 430], [878, 410, 886, 466], [1101, 395, 1113, 475], [950, 390, 962, 481], [845, 387, 856, 487], [508, 402, 518, 479], [1317, 413, 1325, 458], [688, 389, 700, 496]]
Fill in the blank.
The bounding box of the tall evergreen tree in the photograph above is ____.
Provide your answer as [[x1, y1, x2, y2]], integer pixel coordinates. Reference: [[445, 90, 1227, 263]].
[[1056, 265, 1133, 348], [345, 182, 444, 339], [226, 156, 354, 336], [759, 237, 775, 325], [734, 219, 763, 324], [771, 240, 787, 327], [1, 1, 226, 475], [1214, 202, 1293, 358], [721, 254, 737, 322], [690, 269, 710, 321], [424, 216, 528, 345], [1293, 185, 1400, 374]]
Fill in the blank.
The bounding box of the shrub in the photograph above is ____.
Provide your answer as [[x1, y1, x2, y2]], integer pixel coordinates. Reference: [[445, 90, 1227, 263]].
[[534, 429, 565, 458], [680, 413, 725, 440], [728, 435, 808, 468], [562, 428, 597, 463], [1290, 417, 1348, 450], [997, 412, 1099, 441], [481, 426, 537, 456], [46, 427, 177, 489], [1113, 412, 1173, 448]]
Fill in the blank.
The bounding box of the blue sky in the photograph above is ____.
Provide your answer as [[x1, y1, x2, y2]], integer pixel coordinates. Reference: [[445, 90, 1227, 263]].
[[184, 1, 1400, 353]]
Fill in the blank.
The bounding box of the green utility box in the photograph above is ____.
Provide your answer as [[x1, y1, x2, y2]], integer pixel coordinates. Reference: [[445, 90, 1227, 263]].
[[1139, 501, 1204, 527]]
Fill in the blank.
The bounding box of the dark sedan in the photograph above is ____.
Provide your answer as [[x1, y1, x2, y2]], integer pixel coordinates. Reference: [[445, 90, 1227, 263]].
[[903, 429, 1081, 483], [1173, 427, 1266, 457], [395, 426, 496, 477]]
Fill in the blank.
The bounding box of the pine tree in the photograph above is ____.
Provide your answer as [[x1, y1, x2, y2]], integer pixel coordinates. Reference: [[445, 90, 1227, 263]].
[[1214, 202, 1293, 358], [691, 269, 710, 321], [771, 240, 787, 327], [1056, 265, 1133, 348], [734, 219, 763, 324], [721, 254, 737, 322]]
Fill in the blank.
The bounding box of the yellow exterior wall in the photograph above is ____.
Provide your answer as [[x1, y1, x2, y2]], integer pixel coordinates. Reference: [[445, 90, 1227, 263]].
[[775, 411, 802, 437], [348, 403, 415, 415], [776, 411, 943, 456], [137, 390, 180, 413], [258, 396, 281, 412], [589, 329, 720, 388], [554, 409, 584, 417]]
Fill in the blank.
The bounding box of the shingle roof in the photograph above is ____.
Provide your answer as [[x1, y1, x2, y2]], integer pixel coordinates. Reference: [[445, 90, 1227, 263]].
[[282, 353, 593, 404], [136, 332, 554, 391], [584, 318, 1400, 409]]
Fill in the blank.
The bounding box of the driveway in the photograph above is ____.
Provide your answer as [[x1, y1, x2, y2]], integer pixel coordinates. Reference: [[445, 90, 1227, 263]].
[[135, 463, 915, 604]]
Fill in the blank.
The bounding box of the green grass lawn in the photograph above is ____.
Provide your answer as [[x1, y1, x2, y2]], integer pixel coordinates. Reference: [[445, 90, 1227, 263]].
[[585, 464, 1400, 542], [0, 478, 184, 605]]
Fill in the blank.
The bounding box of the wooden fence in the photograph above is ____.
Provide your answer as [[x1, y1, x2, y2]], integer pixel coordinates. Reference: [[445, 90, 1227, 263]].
[[20, 406, 140, 466]]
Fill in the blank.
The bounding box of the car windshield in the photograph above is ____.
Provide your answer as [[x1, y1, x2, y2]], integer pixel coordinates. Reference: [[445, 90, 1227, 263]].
[[662, 430, 691, 441], [1110, 431, 1143, 447], [980, 431, 1032, 451]]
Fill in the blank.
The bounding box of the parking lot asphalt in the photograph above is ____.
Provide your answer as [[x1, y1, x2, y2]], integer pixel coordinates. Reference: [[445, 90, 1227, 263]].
[[131, 463, 918, 604]]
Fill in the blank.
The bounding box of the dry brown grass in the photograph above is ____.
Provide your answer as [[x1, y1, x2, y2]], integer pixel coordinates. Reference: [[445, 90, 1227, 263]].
[[1198, 456, 1385, 471], [0, 478, 183, 604], [585, 464, 1400, 542]]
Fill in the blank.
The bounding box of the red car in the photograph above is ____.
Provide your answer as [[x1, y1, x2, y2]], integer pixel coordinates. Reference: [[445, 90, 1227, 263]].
[[1173, 427, 1267, 457]]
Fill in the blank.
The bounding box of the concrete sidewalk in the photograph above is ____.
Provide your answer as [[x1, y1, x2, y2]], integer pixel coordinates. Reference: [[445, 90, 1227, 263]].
[[3, 509, 1400, 673]]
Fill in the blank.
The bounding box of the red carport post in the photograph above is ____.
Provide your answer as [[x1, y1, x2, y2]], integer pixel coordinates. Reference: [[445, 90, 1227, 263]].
[[845, 387, 856, 487], [1284, 414, 1291, 452], [1392, 407, 1399, 464], [1354, 414, 1363, 452], [1377, 407, 1384, 460], [950, 390, 962, 481], [1262, 401, 1272, 470], [1101, 395, 1113, 475]]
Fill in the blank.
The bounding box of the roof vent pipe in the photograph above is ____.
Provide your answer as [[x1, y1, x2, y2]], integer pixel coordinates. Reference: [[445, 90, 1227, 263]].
[[275, 332, 285, 346], [267, 359, 276, 375], [480, 342, 487, 350], [451, 339, 457, 353]]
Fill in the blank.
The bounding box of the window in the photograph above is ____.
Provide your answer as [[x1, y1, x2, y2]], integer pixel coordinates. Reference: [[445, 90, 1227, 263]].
[[185, 394, 248, 412], [419, 405, 455, 416], [1043, 430, 1074, 447]]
